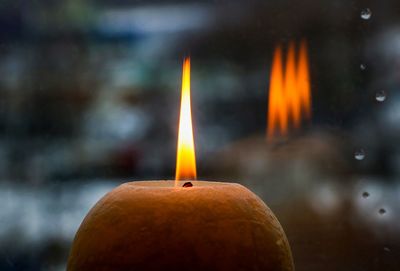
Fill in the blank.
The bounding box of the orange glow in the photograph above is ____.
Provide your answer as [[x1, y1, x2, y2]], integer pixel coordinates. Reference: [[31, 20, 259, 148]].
[[267, 40, 312, 139], [175, 57, 197, 184], [298, 40, 312, 120]]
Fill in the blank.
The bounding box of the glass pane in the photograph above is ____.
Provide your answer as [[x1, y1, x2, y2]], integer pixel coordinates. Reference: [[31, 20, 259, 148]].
[[0, 1, 398, 270]]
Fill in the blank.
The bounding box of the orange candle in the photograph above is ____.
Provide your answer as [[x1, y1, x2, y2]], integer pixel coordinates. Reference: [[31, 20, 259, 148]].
[[67, 57, 294, 271], [68, 180, 293, 271]]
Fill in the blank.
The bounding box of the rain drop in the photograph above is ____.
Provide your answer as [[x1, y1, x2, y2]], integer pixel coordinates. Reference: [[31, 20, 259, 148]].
[[360, 64, 366, 70], [362, 192, 370, 198], [361, 8, 372, 20], [379, 208, 386, 215], [375, 90, 386, 102], [354, 149, 366, 161]]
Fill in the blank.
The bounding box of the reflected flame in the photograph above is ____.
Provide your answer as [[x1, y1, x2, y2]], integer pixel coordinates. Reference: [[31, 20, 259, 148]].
[[267, 40, 312, 139], [175, 57, 197, 184]]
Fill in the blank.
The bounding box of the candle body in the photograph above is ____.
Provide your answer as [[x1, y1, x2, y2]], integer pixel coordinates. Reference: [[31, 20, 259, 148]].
[[67, 181, 294, 271]]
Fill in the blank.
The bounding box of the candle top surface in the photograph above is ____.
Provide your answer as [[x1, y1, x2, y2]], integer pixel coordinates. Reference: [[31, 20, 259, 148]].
[[125, 180, 238, 189]]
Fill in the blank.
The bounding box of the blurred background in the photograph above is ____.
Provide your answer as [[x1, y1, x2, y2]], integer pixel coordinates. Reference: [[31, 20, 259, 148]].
[[1, 0, 400, 270]]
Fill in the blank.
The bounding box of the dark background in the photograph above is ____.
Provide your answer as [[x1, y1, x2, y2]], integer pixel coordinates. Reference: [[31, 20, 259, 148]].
[[0, 0, 400, 270]]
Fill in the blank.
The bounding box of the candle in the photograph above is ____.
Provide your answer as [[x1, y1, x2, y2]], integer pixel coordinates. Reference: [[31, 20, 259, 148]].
[[68, 181, 294, 271], [67, 57, 294, 271]]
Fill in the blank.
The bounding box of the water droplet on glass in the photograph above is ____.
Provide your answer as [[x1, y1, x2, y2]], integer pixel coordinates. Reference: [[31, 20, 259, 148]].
[[376, 90, 386, 102], [379, 208, 386, 215], [362, 192, 370, 198], [360, 64, 366, 70], [361, 8, 372, 20], [354, 149, 366, 160]]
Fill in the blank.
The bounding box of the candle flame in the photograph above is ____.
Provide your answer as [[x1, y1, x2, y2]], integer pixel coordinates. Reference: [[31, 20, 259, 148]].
[[175, 57, 197, 184], [267, 40, 312, 140]]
